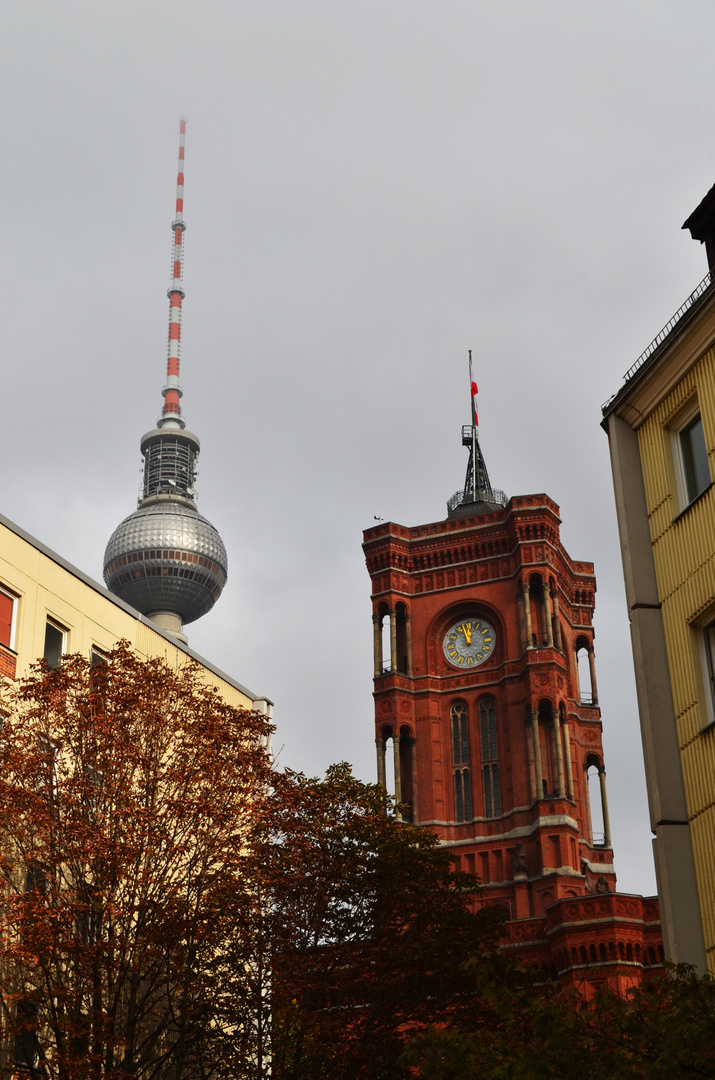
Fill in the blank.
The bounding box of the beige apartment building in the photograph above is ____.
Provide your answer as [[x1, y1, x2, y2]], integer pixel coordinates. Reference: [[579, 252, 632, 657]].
[[0, 509, 268, 718], [602, 182, 715, 972]]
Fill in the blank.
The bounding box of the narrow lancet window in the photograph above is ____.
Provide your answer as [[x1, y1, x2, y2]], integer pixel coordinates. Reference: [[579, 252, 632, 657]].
[[450, 702, 471, 822], [480, 697, 501, 818]]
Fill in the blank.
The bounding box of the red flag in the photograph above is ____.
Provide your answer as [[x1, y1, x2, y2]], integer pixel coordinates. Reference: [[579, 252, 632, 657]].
[[468, 351, 478, 427]]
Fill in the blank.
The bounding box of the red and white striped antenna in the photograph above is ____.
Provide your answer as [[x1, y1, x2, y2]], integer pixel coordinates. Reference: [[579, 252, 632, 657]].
[[158, 117, 187, 429]]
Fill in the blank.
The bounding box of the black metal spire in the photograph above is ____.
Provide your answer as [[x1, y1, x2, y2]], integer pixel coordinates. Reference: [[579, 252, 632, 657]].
[[446, 354, 507, 518]]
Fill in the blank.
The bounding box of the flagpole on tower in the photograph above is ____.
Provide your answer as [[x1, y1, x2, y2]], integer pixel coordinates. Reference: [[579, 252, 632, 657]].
[[469, 350, 477, 502], [447, 350, 504, 518]]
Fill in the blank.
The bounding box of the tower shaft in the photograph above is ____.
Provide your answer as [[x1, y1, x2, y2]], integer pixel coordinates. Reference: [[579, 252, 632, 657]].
[[161, 118, 187, 430]]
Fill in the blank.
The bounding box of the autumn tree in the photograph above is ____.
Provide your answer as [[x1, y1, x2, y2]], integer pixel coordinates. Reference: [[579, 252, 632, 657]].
[[262, 764, 510, 1080], [0, 643, 273, 1080]]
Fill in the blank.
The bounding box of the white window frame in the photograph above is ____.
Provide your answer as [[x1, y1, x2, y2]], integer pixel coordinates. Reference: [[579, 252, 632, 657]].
[[0, 584, 18, 651], [670, 398, 710, 513], [44, 618, 67, 669]]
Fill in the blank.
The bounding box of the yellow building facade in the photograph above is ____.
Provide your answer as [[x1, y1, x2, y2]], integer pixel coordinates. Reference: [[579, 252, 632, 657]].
[[0, 509, 266, 717], [602, 183, 715, 972]]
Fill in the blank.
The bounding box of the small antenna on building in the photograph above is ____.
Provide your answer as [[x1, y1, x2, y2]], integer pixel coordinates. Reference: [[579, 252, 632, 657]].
[[374, 515, 384, 523]]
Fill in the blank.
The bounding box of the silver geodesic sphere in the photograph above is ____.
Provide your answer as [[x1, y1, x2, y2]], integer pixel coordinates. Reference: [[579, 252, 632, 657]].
[[103, 501, 228, 626]]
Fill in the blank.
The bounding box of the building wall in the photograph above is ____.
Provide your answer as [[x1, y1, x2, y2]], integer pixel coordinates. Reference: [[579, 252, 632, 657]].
[[0, 513, 256, 712], [633, 343, 715, 966]]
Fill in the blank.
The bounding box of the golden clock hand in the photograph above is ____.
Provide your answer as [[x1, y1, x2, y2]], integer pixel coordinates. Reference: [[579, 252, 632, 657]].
[[459, 623, 472, 645]]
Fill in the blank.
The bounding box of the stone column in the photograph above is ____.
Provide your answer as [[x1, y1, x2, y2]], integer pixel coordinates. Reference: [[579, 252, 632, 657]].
[[522, 582, 534, 648], [405, 613, 413, 676], [531, 710, 543, 798], [562, 717, 574, 799], [389, 609, 398, 673], [588, 647, 599, 705], [393, 732, 402, 821], [372, 614, 382, 678], [599, 768, 612, 848], [551, 587, 563, 651], [552, 708, 565, 798], [376, 737, 387, 788], [542, 583, 554, 647], [526, 719, 537, 801]]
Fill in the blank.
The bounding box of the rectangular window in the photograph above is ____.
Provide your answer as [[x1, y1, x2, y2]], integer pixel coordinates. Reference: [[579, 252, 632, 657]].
[[671, 402, 711, 511], [0, 587, 16, 650], [680, 415, 710, 503], [44, 621, 65, 669], [13, 999, 39, 1071], [699, 620, 715, 731], [91, 647, 108, 667]]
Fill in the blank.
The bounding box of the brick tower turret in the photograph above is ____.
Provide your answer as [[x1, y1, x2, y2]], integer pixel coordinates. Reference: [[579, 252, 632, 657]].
[[363, 375, 663, 992]]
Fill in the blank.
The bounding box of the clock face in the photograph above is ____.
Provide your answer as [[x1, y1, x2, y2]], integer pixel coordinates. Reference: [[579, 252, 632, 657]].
[[442, 617, 496, 669]]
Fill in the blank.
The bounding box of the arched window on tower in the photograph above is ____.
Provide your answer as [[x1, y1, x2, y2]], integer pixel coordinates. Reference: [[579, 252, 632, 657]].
[[528, 576, 543, 647], [576, 637, 593, 704], [395, 603, 409, 674], [538, 699, 556, 797], [378, 602, 391, 674], [450, 702, 472, 823], [480, 696, 501, 818], [586, 754, 605, 845]]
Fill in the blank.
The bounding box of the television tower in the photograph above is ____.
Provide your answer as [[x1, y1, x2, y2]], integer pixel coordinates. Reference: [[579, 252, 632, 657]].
[[104, 119, 228, 641]]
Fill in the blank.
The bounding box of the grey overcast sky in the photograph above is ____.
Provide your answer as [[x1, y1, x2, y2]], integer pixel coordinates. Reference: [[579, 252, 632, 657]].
[[2, 0, 714, 895]]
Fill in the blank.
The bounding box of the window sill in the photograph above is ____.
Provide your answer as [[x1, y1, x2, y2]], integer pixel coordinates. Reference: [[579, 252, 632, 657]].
[[673, 481, 714, 523]]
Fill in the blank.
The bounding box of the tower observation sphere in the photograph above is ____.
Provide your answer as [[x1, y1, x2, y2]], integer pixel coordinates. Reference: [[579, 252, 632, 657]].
[[103, 120, 227, 640]]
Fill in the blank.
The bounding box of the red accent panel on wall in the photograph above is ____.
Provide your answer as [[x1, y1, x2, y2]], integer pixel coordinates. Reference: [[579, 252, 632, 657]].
[[0, 591, 13, 648]]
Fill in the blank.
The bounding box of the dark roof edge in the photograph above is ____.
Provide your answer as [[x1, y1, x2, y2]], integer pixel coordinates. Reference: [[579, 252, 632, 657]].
[[601, 277, 715, 427], [0, 510, 265, 704]]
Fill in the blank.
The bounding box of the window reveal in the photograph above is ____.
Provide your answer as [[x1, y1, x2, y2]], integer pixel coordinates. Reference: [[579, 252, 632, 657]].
[[480, 697, 501, 818], [450, 702, 472, 822]]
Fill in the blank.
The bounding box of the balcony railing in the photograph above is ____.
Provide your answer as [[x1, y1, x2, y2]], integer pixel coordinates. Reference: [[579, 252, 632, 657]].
[[604, 267, 715, 408], [447, 487, 508, 514]]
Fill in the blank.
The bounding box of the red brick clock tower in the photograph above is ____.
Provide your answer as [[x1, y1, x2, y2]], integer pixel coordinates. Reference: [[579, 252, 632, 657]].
[[363, 400, 663, 991]]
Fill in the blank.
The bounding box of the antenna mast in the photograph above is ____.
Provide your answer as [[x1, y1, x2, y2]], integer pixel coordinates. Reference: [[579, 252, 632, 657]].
[[159, 117, 187, 430]]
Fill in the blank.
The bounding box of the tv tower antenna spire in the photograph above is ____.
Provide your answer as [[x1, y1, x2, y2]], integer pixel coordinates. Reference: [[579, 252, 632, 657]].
[[104, 119, 228, 641], [159, 117, 187, 430]]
